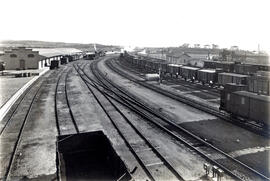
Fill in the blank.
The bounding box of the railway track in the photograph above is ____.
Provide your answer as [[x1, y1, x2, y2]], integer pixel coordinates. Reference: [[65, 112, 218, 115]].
[[108, 58, 269, 138], [83, 58, 269, 181], [0, 73, 50, 135], [0, 77, 44, 181], [54, 67, 79, 136], [74, 63, 185, 181]]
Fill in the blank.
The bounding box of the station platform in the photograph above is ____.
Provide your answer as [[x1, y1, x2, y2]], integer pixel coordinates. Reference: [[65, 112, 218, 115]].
[[0, 67, 49, 121]]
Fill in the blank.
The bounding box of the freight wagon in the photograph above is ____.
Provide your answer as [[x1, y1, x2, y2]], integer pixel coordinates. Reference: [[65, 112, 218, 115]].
[[203, 60, 217, 69], [50, 60, 60, 69], [234, 64, 258, 75], [248, 72, 270, 96], [160, 63, 169, 74], [138, 58, 147, 69], [60, 57, 68, 64], [180, 66, 200, 81], [218, 73, 250, 86], [254, 64, 270, 71], [220, 83, 247, 110], [224, 90, 270, 127], [197, 69, 220, 85], [216, 62, 235, 72], [167, 64, 182, 77]]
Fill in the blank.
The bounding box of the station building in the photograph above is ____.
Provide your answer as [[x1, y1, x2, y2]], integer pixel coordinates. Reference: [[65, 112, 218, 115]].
[[0, 47, 44, 70], [0, 47, 83, 70]]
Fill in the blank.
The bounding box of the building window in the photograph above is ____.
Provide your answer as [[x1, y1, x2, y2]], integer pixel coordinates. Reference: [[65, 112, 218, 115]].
[[10, 54, 17, 58], [28, 54, 35, 58]]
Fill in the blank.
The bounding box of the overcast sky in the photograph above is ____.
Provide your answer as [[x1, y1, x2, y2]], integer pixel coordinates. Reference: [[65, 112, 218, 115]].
[[0, 0, 269, 52]]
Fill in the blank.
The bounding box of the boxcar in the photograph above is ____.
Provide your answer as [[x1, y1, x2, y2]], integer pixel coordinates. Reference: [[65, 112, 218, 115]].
[[138, 58, 146, 68], [203, 60, 217, 69], [60, 57, 68, 64], [160, 63, 169, 74], [167, 64, 182, 77], [216, 61, 235, 72], [180, 66, 200, 81], [197, 69, 218, 85], [50, 60, 60, 69], [145, 61, 153, 70], [152, 61, 161, 72], [256, 64, 270, 71], [225, 91, 270, 127], [218, 73, 250, 86], [248, 73, 270, 96], [133, 57, 139, 66], [234, 64, 258, 75], [220, 83, 247, 110]]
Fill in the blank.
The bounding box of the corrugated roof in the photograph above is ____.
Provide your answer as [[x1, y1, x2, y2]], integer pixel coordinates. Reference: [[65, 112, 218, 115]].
[[33, 48, 82, 58]]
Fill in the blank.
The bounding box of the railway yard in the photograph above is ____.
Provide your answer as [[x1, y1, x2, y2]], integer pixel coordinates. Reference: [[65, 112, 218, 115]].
[[0, 54, 269, 181]]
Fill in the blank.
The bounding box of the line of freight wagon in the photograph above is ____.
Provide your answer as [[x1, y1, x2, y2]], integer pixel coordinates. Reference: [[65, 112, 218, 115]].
[[121, 53, 270, 96], [50, 55, 82, 69], [50, 52, 99, 69], [120, 53, 270, 131]]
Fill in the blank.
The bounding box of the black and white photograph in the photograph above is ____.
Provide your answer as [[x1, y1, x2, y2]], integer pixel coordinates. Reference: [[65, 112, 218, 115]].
[[0, 0, 269, 180]]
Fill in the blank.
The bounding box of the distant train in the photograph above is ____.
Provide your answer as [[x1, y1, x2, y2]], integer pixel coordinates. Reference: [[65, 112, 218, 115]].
[[120, 53, 270, 96], [50, 54, 81, 69]]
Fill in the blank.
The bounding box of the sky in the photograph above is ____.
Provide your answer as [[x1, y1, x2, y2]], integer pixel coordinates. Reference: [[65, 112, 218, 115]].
[[0, 0, 269, 52]]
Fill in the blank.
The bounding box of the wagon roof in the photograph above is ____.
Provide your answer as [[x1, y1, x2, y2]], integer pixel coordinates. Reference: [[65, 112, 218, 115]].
[[216, 61, 235, 64], [218, 72, 250, 77], [234, 91, 270, 102], [168, 64, 183, 67], [198, 69, 216, 73], [181, 66, 200, 70]]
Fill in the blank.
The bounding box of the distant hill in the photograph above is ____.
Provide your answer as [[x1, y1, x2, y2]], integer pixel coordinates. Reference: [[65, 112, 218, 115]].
[[0, 40, 122, 52]]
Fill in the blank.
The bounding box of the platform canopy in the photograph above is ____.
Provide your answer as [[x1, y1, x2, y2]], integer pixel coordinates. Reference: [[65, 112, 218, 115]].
[[33, 48, 83, 58]]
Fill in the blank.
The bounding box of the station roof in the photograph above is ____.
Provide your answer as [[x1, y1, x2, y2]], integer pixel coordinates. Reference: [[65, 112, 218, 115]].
[[33, 48, 82, 58]]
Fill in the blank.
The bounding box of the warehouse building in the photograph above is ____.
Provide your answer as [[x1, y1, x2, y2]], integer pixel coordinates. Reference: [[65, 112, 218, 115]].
[[0, 47, 44, 70], [0, 47, 83, 70]]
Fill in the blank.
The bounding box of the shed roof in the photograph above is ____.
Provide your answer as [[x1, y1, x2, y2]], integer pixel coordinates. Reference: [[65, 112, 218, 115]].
[[33, 48, 82, 58]]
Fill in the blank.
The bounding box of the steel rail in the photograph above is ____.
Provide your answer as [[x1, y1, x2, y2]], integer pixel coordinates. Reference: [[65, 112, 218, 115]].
[[92, 59, 269, 181]]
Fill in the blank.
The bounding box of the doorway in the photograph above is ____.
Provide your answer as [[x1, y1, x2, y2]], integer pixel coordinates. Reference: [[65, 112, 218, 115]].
[[20, 59, 25, 70]]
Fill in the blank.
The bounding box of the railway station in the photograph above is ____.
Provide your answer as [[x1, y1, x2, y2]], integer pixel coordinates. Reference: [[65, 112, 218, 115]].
[[0, 47, 269, 181], [0, 0, 270, 181]]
